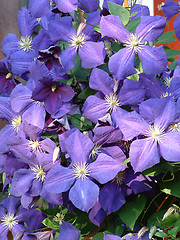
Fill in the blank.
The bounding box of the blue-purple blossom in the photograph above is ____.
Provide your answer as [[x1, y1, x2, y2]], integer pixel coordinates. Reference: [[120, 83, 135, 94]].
[[43, 129, 124, 211], [100, 15, 167, 80]]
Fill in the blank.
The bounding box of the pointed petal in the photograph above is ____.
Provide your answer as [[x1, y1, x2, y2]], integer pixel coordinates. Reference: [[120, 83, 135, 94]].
[[137, 45, 167, 74], [65, 129, 94, 164], [109, 48, 136, 80], [90, 153, 123, 184], [61, 46, 76, 73], [130, 138, 160, 172], [69, 178, 99, 212], [159, 132, 180, 162], [82, 95, 108, 123], [58, 221, 80, 240], [79, 41, 105, 68], [136, 16, 166, 41], [100, 15, 130, 43], [89, 68, 114, 95]]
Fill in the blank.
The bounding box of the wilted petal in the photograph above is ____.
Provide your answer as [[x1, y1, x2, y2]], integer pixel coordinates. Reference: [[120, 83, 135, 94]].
[[69, 178, 99, 212], [130, 138, 160, 172]]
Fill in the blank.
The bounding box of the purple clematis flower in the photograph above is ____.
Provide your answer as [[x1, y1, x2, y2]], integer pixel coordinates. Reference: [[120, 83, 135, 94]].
[[114, 97, 180, 172], [82, 68, 145, 123], [43, 129, 124, 212], [100, 15, 167, 80], [48, 17, 105, 72], [162, 0, 180, 40], [0, 196, 32, 240]]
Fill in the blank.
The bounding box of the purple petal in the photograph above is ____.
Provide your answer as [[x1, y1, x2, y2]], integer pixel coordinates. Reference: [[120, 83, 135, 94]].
[[0, 196, 20, 214], [90, 153, 123, 184], [69, 178, 99, 212], [104, 234, 122, 240], [109, 48, 136, 80], [136, 16, 166, 41], [159, 132, 180, 161], [1, 33, 19, 57], [100, 15, 130, 43], [17, 7, 38, 36], [99, 182, 126, 214], [10, 169, 34, 196], [43, 165, 74, 194], [0, 225, 9, 239], [65, 129, 94, 164], [89, 68, 114, 95], [58, 221, 80, 240], [61, 46, 76, 73], [137, 45, 167, 75], [89, 201, 106, 226], [130, 138, 160, 172], [173, 14, 180, 41], [54, 0, 78, 13], [10, 84, 32, 112], [79, 41, 105, 68], [48, 17, 76, 42], [82, 95, 108, 123], [115, 111, 149, 140], [29, 0, 50, 18]]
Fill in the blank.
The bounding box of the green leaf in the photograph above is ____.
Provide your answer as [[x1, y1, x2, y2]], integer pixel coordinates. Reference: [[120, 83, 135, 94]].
[[70, 114, 92, 131], [121, 158, 130, 165], [93, 24, 101, 33], [161, 174, 180, 198], [156, 31, 176, 44], [92, 232, 104, 240], [164, 46, 180, 61], [42, 217, 59, 230], [118, 195, 147, 230], [78, 87, 97, 99], [168, 60, 178, 70], [126, 17, 141, 32], [108, 2, 130, 26]]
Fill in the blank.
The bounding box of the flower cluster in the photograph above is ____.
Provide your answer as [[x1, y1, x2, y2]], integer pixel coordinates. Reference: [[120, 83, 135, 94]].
[[0, 0, 180, 239]]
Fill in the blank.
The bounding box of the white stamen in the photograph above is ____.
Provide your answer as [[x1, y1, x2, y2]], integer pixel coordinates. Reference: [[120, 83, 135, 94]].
[[18, 36, 33, 52], [11, 115, 22, 132], [145, 125, 164, 142], [72, 162, 90, 180], [69, 34, 86, 51], [31, 165, 46, 182], [28, 139, 41, 152], [1, 213, 18, 230], [90, 145, 102, 159], [104, 93, 121, 112]]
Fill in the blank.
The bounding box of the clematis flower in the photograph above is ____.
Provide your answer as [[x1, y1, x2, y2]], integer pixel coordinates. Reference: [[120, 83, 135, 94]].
[[82, 68, 145, 123], [43, 129, 124, 212], [114, 97, 180, 172], [100, 15, 167, 80], [48, 17, 105, 72]]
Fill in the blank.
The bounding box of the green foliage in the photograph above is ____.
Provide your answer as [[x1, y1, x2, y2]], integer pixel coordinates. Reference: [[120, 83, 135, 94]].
[[92, 232, 104, 240], [70, 114, 93, 131], [156, 31, 176, 44], [108, 2, 130, 26], [164, 46, 180, 61], [78, 87, 97, 99], [117, 195, 147, 230], [126, 17, 141, 32], [160, 173, 180, 198]]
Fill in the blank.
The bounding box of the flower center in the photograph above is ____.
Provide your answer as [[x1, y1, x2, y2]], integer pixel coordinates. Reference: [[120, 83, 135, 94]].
[[104, 93, 121, 112], [164, 77, 172, 88], [11, 115, 22, 132], [1, 213, 18, 230], [146, 125, 164, 142], [90, 145, 102, 159], [160, 92, 172, 98], [72, 162, 90, 180], [157, 2, 165, 11], [28, 139, 41, 152], [69, 34, 86, 50], [31, 165, 46, 182], [112, 172, 125, 185], [124, 33, 143, 53], [18, 36, 33, 52]]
